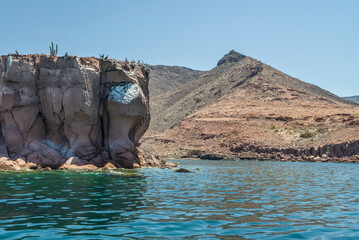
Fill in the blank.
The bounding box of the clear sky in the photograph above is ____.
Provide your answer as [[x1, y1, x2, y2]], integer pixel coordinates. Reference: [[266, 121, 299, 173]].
[[0, 0, 358, 97]]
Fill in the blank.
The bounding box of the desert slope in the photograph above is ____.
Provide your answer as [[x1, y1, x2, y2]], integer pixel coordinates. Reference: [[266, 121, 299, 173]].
[[149, 50, 354, 132], [141, 50, 359, 162], [149, 65, 205, 98]]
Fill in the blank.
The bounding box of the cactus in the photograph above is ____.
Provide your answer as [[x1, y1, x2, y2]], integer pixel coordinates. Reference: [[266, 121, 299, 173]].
[[100, 54, 109, 61], [49, 42, 58, 56], [64, 52, 69, 61]]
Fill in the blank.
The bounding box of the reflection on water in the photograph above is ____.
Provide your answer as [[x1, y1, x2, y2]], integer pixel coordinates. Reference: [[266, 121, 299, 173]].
[[1, 160, 359, 239]]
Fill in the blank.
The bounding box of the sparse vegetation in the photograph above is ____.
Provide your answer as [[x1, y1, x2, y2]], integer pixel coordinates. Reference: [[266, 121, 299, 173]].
[[6, 51, 20, 58], [49, 42, 58, 56], [268, 124, 277, 130], [63, 52, 69, 61], [300, 129, 315, 138], [130, 60, 136, 69], [284, 126, 297, 135], [100, 54, 108, 60], [317, 127, 327, 134], [324, 148, 330, 156]]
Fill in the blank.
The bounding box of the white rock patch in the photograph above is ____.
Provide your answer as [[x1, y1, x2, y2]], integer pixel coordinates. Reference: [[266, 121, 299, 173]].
[[108, 83, 140, 104], [6, 56, 12, 73]]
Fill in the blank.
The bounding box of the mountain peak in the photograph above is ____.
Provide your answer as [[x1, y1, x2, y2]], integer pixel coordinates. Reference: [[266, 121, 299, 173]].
[[217, 50, 246, 66]]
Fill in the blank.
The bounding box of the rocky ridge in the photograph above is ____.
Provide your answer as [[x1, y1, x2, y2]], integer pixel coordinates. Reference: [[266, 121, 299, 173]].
[[148, 65, 205, 98], [344, 95, 359, 103]]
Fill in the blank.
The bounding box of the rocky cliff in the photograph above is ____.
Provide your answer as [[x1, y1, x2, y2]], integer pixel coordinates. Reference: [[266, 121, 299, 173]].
[[0, 54, 160, 170]]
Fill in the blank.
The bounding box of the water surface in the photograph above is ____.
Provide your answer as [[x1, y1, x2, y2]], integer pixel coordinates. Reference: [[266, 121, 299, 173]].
[[1, 160, 359, 239]]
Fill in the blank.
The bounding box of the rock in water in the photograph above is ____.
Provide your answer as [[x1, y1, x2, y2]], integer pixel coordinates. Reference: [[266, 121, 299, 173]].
[[0, 54, 152, 169], [174, 168, 192, 173]]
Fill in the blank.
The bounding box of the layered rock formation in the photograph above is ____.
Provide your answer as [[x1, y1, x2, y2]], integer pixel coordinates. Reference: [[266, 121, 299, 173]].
[[0, 54, 156, 170]]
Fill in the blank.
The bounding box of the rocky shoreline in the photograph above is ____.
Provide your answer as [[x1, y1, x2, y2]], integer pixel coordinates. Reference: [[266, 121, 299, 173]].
[[180, 154, 359, 164], [0, 154, 177, 171], [1, 148, 357, 171]]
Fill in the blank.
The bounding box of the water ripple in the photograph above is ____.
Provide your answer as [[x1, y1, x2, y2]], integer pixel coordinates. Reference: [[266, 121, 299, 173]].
[[1, 160, 359, 239]]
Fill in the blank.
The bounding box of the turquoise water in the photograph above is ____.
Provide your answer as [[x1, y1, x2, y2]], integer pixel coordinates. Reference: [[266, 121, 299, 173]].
[[1, 160, 359, 239]]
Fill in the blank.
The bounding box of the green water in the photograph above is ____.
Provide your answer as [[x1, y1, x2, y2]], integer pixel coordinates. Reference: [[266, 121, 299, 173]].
[[1, 160, 359, 239]]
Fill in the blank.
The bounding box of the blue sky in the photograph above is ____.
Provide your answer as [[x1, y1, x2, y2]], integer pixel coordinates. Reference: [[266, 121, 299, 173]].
[[0, 0, 358, 97]]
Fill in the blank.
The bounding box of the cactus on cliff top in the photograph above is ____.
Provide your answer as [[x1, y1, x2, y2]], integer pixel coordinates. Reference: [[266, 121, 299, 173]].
[[49, 42, 58, 56], [100, 54, 109, 60]]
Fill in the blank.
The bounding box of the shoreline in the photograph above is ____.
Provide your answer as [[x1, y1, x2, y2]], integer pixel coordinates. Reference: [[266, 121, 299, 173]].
[[169, 153, 359, 164], [0, 155, 178, 171], [1, 156, 358, 172]]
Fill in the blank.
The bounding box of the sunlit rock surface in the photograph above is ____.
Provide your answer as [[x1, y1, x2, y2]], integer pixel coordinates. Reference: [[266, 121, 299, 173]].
[[0, 54, 154, 170]]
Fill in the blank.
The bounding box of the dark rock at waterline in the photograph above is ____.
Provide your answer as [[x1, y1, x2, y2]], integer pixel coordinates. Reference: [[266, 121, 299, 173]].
[[199, 154, 224, 160], [174, 168, 192, 173]]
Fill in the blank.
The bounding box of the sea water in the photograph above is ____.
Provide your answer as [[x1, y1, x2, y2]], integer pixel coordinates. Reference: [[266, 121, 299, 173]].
[[1, 160, 359, 239]]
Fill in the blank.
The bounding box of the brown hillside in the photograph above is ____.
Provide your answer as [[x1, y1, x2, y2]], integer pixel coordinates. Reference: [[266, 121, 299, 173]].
[[149, 65, 205, 98], [150, 50, 354, 132], [141, 51, 359, 162]]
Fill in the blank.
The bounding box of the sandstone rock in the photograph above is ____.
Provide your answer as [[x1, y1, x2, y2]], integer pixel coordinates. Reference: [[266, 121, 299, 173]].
[[0, 157, 22, 170], [65, 157, 82, 166], [15, 158, 26, 167], [26, 162, 39, 169], [133, 163, 141, 168], [165, 161, 177, 168], [101, 162, 117, 170], [0, 55, 151, 169], [145, 155, 162, 167], [59, 163, 99, 171]]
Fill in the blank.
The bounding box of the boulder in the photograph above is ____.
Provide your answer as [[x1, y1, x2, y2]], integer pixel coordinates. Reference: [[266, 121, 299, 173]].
[[0, 157, 22, 170], [101, 162, 117, 170], [165, 161, 177, 168]]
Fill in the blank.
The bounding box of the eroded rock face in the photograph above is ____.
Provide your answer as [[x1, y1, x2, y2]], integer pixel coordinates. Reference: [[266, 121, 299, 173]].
[[0, 54, 150, 169]]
